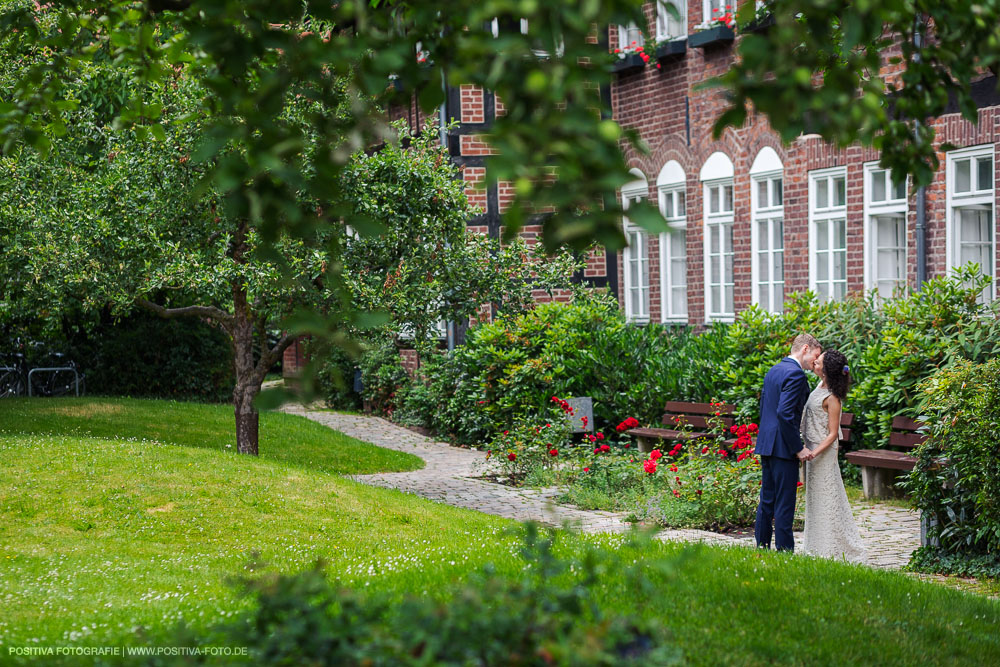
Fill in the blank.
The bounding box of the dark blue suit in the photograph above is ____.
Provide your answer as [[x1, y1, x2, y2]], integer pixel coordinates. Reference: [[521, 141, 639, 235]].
[[754, 356, 810, 551]]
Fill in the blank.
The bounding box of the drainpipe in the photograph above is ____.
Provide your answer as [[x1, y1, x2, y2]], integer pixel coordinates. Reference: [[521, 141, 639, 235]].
[[913, 14, 928, 288], [440, 69, 457, 351]]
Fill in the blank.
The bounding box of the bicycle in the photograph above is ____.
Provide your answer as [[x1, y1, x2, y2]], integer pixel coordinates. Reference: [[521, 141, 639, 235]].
[[0, 352, 28, 397]]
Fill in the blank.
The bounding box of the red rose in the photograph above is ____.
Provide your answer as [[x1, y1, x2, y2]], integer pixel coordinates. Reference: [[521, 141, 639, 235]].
[[701, 446, 709, 454], [624, 443, 630, 448], [583, 467, 590, 473], [594, 447, 600, 454], [797, 481, 804, 488], [650, 449, 663, 460], [730, 425, 739, 435], [669, 465, 678, 472], [696, 489, 702, 496], [596, 432, 605, 441], [643, 459, 658, 474], [549, 448, 558, 457], [508, 452, 516, 461], [672, 490, 680, 497], [600, 444, 610, 453], [749, 423, 759, 434]]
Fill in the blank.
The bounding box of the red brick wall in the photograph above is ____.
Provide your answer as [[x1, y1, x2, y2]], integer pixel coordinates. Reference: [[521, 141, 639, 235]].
[[609, 3, 1000, 325]]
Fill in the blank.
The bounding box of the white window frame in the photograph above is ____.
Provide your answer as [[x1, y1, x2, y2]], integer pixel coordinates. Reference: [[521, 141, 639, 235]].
[[622, 174, 651, 323], [656, 0, 687, 41], [618, 21, 644, 51], [751, 170, 784, 313], [809, 167, 849, 303], [703, 178, 735, 322], [657, 161, 688, 323], [946, 144, 997, 304], [703, 0, 726, 24], [863, 162, 909, 300]]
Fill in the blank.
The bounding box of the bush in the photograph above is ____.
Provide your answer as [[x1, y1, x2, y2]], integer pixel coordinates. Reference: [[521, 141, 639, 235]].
[[358, 338, 411, 417], [903, 356, 1000, 576], [226, 525, 680, 666], [309, 339, 362, 411], [70, 310, 234, 401]]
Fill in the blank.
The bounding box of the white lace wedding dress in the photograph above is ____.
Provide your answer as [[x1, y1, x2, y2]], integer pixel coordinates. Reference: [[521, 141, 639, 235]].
[[801, 385, 867, 563]]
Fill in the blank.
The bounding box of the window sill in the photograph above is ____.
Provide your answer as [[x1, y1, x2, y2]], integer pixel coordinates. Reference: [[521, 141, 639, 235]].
[[688, 26, 735, 49], [612, 53, 646, 75], [655, 39, 687, 62]]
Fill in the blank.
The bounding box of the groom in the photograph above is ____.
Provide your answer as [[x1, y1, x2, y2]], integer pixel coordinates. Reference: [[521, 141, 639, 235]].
[[754, 333, 822, 552]]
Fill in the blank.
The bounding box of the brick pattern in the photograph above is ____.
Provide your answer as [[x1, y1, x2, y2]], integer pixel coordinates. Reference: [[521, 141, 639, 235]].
[[459, 84, 485, 123], [609, 3, 1000, 326]]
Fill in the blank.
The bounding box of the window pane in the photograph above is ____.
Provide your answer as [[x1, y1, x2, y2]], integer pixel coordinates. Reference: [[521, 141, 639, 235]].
[[773, 178, 783, 206], [774, 288, 784, 313], [709, 186, 719, 214], [872, 169, 886, 202], [834, 281, 847, 301], [711, 286, 721, 313], [757, 220, 769, 251], [759, 288, 769, 312], [723, 224, 733, 253], [834, 176, 846, 207], [956, 159, 971, 193], [711, 253, 720, 283], [773, 250, 784, 283], [816, 179, 828, 208], [724, 285, 734, 314], [710, 224, 720, 253], [892, 174, 906, 200], [672, 286, 687, 315], [671, 258, 686, 284], [723, 184, 734, 212], [977, 156, 993, 192], [833, 250, 846, 280], [816, 282, 829, 301], [833, 219, 846, 249], [677, 191, 686, 217], [817, 252, 829, 281], [960, 209, 987, 243], [758, 251, 770, 283], [757, 180, 768, 209], [816, 220, 829, 250], [773, 218, 783, 250]]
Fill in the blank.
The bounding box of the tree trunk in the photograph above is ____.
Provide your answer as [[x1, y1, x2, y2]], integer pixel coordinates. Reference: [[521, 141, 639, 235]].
[[231, 259, 260, 456]]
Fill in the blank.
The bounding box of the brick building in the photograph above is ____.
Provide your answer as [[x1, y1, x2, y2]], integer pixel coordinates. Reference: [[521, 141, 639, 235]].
[[608, 2, 998, 326], [285, 5, 999, 375]]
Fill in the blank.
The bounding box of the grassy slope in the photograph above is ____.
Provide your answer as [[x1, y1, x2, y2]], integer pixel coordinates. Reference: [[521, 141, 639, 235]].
[[0, 398, 997, 664], [0, 397, 422, 475]]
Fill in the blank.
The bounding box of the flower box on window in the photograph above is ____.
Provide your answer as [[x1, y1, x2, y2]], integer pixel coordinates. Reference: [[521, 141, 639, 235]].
[[612, 52, 646, 74], [688, 25, 735, 49], [655, 38, 687, 62], [743, 14, 775, 34]]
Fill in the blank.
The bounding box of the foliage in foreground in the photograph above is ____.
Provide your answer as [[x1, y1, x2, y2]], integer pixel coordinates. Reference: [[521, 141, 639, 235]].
[[904, 356, 1000, 576], [225, 525, 679, 666]]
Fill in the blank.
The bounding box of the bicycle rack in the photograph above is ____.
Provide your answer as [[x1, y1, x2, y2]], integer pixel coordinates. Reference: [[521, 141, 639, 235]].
[[27, 367, 80, 397]]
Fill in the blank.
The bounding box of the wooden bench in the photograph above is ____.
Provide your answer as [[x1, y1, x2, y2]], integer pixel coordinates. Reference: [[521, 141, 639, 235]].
[[845, 416, 926, 499], [627, 401, 735, 453]]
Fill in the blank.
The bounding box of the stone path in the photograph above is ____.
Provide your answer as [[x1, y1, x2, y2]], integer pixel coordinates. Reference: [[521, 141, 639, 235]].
[[284, 406, 921, 570]]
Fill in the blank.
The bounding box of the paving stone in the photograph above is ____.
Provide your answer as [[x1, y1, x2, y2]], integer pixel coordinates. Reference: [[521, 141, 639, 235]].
[[284, 406, 922, 570]]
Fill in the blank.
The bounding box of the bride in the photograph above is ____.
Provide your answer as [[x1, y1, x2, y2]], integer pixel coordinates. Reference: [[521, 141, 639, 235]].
[[801, 348, 867, 563]]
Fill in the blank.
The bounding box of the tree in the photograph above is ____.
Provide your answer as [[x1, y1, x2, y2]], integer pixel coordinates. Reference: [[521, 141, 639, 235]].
[[341, 121, 588, 357], [0, 71, 337, 455], [712, 0, 1000, 187]]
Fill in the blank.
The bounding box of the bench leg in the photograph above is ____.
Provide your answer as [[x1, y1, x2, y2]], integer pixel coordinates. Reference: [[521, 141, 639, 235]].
[[636, 437, 653, 454], [861, 466, 905, 500]]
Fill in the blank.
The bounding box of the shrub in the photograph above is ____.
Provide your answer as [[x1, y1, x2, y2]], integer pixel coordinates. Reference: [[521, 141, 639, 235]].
[[358, 338, 411, 417], [226, 525, 680, 666], [903, 356, 1000, 576], [309, 338, 362, 411]]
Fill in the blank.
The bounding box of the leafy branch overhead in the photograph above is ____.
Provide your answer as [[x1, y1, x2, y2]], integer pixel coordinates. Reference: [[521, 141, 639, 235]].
[[711, 0, 1000, 187], [0, 0, 667, 251]]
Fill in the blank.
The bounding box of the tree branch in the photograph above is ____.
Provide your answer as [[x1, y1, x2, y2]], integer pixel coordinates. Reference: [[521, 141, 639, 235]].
[[136, 298, 234, 331], [256, 331, 298, 382]]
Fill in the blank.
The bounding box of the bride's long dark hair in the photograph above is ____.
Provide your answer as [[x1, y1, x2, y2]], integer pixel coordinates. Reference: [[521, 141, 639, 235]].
[[823, 349, 850, 400]]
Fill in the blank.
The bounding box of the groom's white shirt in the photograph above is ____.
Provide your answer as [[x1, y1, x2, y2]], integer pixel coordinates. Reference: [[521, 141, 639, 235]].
[[785, 355, 806, 371]]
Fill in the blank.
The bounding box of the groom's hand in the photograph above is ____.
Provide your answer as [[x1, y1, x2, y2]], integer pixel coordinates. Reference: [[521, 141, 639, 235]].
[[796, 449, 813, 462]]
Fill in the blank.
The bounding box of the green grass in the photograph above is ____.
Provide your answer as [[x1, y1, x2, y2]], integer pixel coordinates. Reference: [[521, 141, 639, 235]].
[[0, 398, 997, 664], [0, 397, 422, 475]]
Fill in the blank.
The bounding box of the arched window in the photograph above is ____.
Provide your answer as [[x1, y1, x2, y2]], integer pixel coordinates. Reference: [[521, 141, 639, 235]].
[[656, 0, 687, 41], [750, 147, 784, 312], [700, 152, 735, 321], [657, 161, 687, 322], [622, 170, 650, 323]]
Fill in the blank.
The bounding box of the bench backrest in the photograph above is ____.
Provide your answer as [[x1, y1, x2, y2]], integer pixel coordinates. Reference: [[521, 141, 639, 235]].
[[661, 401, 735, 431], [888, 415, 927, 449]]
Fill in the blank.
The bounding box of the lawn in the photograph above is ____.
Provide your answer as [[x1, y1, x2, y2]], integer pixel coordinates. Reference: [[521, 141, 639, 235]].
[[0, 397, 422, 475], [0, 398, 997, 665]]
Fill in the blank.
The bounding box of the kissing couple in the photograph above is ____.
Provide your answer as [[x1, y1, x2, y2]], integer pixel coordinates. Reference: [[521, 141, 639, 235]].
[[753, 334, 866, 562]]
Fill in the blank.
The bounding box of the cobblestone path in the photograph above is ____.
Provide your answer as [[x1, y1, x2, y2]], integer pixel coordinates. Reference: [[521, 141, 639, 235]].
[[285, 407, 921, 570]]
